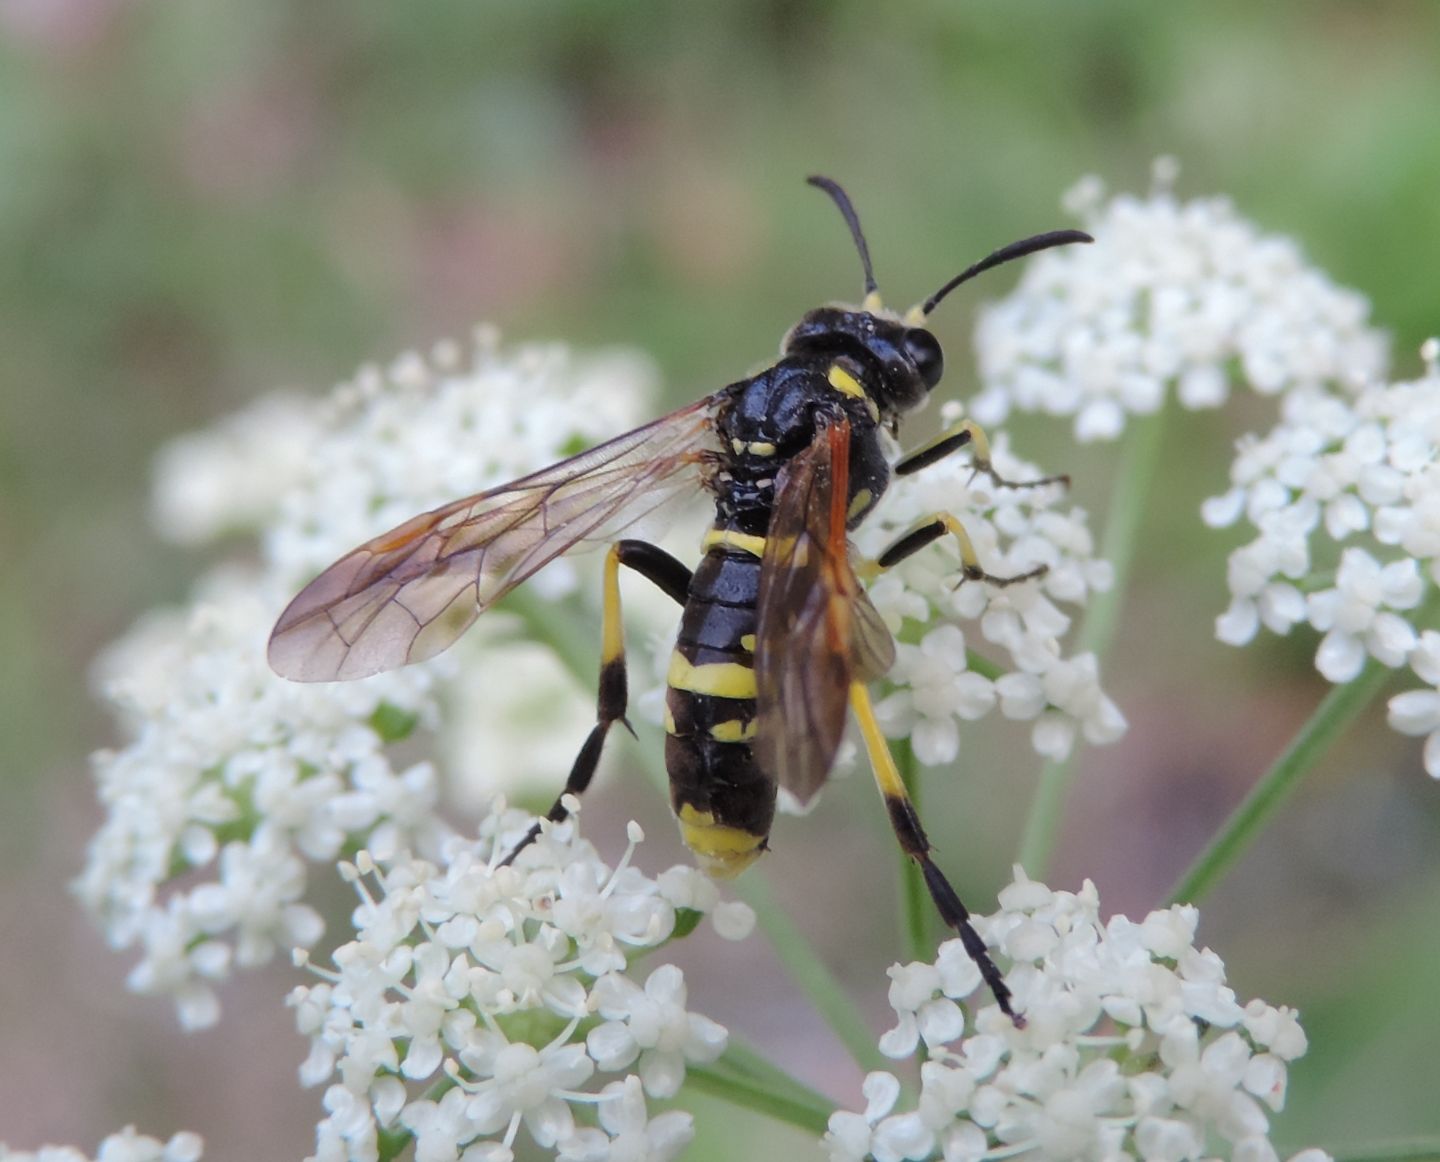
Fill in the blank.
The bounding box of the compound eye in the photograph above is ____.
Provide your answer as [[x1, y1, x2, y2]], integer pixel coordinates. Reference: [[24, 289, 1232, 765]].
[[903, 327, 944, 390]]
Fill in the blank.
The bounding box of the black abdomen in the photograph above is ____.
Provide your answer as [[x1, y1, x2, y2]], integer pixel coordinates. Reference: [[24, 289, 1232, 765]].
[[664, 542, 776, 874]]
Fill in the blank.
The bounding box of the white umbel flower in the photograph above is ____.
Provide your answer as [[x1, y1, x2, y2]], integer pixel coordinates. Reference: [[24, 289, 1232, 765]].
[[974, 161, 1387, 442], [857, 407, 1124, 767], [556, 1076, 695, 1162], [0, 1128, 203, 1162], [586, 964, 728, 1098], [80, 569, 444, 1029], [82, 332, 663, 1026], [291, 803, 746, 1162], [826, 869, 1328, 1162], [1207, 341, 1440, 775]]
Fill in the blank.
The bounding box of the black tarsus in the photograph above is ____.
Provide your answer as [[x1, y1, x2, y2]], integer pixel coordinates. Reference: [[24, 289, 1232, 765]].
[[919, 858, 1022, 1025], [884, 788, 1022, 1024]]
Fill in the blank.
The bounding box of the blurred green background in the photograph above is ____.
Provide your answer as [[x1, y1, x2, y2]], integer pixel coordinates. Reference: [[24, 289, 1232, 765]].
[[4, 2, 1440, 1159]]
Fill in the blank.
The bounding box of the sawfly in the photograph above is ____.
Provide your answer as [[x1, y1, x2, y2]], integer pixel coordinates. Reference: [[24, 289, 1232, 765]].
[[269, 176, 1091, 1019]]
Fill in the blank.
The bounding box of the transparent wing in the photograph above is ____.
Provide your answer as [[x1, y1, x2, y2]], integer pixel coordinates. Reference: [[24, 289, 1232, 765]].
[[753, 419, 896, 804], [269, 396, 720, 681]]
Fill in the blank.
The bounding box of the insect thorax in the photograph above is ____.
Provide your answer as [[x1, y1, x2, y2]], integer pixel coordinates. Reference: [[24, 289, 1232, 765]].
[[713, 356, 892, 532]]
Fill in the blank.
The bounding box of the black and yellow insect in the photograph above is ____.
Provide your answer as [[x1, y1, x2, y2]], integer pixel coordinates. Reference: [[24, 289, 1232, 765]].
[[268, 177, 1090, 1020]]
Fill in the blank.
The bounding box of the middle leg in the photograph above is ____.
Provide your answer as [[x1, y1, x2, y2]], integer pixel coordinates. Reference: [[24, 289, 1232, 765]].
[[895, 417, 1069, 489], [498, 539, 691, 866]]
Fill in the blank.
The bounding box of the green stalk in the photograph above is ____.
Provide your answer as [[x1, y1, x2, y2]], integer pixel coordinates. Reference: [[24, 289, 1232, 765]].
[[505, 588, 670, 800], [1167, 658, 1389, 905], [733, 871, 890, 1077], [714, 1036, 834, 1108], [1169, 581, 1440, 905], [504, 590, 600, 705], [685, 1063, 833, 1136], [1328, 1140, 1440, 1162], [1017, 407, 1168, 876]]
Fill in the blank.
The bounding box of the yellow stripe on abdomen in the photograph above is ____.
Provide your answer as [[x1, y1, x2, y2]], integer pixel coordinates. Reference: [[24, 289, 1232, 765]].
[[700, 527, 768, 558], [677, 804, 765, 879], [667, 650, 757, 700], [708, 718, 758, 743]]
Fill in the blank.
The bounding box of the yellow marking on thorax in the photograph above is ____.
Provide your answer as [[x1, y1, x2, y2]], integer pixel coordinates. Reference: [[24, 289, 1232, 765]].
[[667, 650, 757, 699], [709, 718, 758, 743], [739, 633, 756, 653], [730, 437, 777, 457], [701, 528, 768, 558], [847, 488, 873, 520], [663, 704, 677, 734], [677, 804, 765, 878], [827, 363, 867, 400]]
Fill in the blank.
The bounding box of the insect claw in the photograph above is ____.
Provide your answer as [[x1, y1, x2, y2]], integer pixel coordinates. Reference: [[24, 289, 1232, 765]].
[[619, 716, 638, 741], [949, 559, 982, 589]]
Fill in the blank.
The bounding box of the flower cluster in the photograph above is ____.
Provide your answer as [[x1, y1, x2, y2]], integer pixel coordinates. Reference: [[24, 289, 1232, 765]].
[[1205, 340, 1440, 773], [826, 870, 1326, 1162], [290, 802, 751, 1162], [80, 570, 447, 1029], [852, 405, 1124, 766], [972, 161, 1387, 442], [81, 332, 662, 1026], [0, 1127, 203, 1162], [975, 161, 1440, 780]]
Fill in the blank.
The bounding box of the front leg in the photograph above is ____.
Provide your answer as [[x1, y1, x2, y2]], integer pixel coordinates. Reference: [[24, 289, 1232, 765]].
[[865, 511, 1047, 588], [895, 418, 1068, 490]]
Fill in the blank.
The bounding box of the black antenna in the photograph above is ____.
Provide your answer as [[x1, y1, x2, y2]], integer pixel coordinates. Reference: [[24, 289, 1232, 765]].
[[920, 229, 1092, 317], [807, 175, 878, 298]]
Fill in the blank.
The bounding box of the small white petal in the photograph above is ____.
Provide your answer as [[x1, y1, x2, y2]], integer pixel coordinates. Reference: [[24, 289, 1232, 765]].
[[1217, 600, 1261, 645], [1315, 631, 1365, 683], [711, 900, 756, 941]]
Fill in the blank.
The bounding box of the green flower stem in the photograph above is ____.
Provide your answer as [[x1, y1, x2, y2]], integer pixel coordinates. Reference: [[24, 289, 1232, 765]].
[[1166, 657, 1390, 906], [504, 589, 595, 685], [505, 589, 670, 799], [509, 586, 884, 1077], [686, 1062, 833, 1136], [714, 1036, 835, 1109], [965, 649, 1005, 682], [1329, 1140, 1440, 1162], [1017, 407, 1169, 877], [1169, 582, 1440, 905], [733, 870, 890, 1078]]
